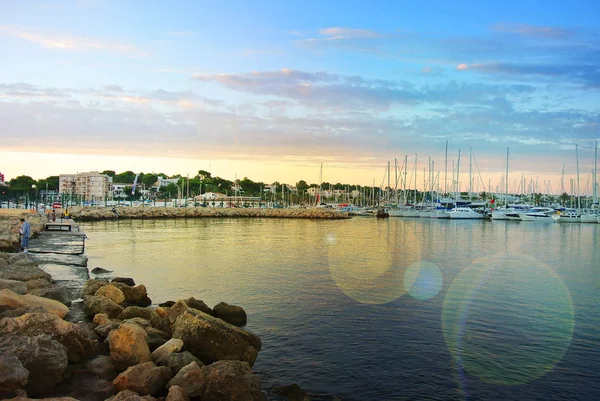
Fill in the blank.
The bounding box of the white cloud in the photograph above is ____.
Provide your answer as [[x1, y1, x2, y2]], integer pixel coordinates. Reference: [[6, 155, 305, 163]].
[[0, 25, 148, 58]]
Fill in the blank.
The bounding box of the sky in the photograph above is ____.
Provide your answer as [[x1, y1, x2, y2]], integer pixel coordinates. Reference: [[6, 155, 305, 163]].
[[1, 0, 599, 194]]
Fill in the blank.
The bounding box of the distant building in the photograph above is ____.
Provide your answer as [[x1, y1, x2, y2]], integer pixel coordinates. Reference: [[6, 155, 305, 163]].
[[59, 171, 113, 201], [197, 192, 227, 200], [153, 177, 180, 189]]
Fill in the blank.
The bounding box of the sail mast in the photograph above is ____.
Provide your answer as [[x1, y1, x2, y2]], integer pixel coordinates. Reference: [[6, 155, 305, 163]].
[[505, 147, 509, 207], [576, 145, 581, 210], [444, 140, 448, 196]]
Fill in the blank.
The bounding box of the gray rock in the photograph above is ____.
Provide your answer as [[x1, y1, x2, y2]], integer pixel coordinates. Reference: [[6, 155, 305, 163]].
[[157, 352, 203, 376], [167, 361, 205, 398], [159, 301, 175, 307], [0, 353, 29, 392], [112, 283, 151, 306], [118, 306, 160, 327], [0, 312, 98, 363], [113, 361, 172, 396], [0, 334, 68, 396], [25, 278, 52, 290], [81, 278, 109, 297], [202, 360, 265, 401], [0, 279, 28, 295], [112, 277, 136, 286], [0, 257, 52, 282], [145, 327, 170, 351], [29, 286, 72, 306], [86, 355, 117, 381], [0, 289, 69, 318], [106, 389, 158, 401], [0, 306, 47, 319], [84, 295, 124, 318], [184, 297, 213, 316], [124, 317, 151, 328], [273, 384, 312, 401], [91, 267, 112, 274], [94, 321, 122, 339], [151, 338, 184, 364], [166, 385, 190, 401], [171, 309, 261, 366], [213, 302, 247, 326], [54, 371, 117, 401]]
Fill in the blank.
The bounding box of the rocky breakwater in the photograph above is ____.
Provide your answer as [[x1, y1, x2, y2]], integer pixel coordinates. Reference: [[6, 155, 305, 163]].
[[0, 213, 47, 252], [0, 255, 275, 401], [71, 206, 350, 221]]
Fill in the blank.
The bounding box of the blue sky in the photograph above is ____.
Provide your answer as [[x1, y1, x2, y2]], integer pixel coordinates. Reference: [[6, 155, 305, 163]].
[[1, 0, 599, 192]]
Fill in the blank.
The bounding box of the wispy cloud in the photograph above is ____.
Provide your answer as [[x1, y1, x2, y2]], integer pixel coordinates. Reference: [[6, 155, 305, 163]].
[[298, 27, 382, 44], [0, 25, 148, 58], [491, 23, 571, 38], [456, 62, 600, 88], [193, 68, 533, 111]]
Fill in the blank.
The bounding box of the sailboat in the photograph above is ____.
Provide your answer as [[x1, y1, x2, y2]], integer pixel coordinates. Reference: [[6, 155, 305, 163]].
[[491, 148, 511, 220], [581, 141, 599, 223], [558, 145, 582, 223]]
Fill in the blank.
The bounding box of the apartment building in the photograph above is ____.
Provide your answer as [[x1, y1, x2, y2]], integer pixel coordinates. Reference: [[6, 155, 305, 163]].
[[59, 171, 113, 201]]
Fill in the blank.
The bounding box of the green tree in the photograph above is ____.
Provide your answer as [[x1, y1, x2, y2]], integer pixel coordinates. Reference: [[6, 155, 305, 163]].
[[296, 180, 309, 193], [8, 175, 36, 196], [114, 171, 136, 184], [197, 170, 212, 180], [102, 170, 116, 178], [142, 174, 158, 188], [559, 192, 569, 206]]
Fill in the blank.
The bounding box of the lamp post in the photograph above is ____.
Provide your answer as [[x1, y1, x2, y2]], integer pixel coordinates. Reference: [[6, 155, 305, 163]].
[[31, 184, 37, 211]]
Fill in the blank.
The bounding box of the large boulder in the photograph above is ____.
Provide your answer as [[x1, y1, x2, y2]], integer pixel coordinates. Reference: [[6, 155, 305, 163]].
[[108, 323, 152, 371], [0, 289, 69, 318], [84, 295, 124, 318], [166, 362, 205, 398], [95, 285, 125, 305], [151, 338, 184, 364], [272, 384, 311, 401], [94, 321, 122, 339], [157, 352, 203, 376], [86, 355, 117, 381], [113, 361, 172, 396], [183, 298, 213, 316], [25, 278, 52, 290], [0, 279, 28, 295], [202, 360, 265, 401], [166, 385, 190, 401], [0, 334, 68, 395], [0, 306, 46, 319], [54, 371, 117, 401], [167, 361, 265, 401], [112, 277, 136, 287], [0, 354, 29, 393], [106, 389, 157, 401], [112, 283, 151, 306], [0, 257, 52, 282], [29, 286, 72, 307], [213, 302, 247, 326], [171, 309, 261, 366], [145, 327, 170, 351], [118, 306, 161, 327], [82, 279, 109, 297], [0, 312, 98, 362]]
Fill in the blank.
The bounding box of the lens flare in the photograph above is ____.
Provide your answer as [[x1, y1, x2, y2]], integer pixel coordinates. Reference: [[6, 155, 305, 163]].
[[328, 220, 420, 304], [442, 254, 574, 385], [404, 261, 443, 301]]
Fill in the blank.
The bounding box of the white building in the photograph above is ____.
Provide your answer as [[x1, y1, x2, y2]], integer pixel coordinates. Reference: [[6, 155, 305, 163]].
[[153, 177, 180, 189], [59, 171, 113, 201]]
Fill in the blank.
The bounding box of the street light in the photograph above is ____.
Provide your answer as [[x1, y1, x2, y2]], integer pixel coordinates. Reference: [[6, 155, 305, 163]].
[[31, 184, 37, 211]]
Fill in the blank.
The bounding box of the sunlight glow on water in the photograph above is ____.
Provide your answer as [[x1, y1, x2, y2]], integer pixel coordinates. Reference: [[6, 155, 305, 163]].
[[442, 253, 575, 385]]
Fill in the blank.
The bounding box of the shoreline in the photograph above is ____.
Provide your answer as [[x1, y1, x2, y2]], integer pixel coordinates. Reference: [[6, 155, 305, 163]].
[[70, 206, 351, 222], [0, 219, 339, 401]]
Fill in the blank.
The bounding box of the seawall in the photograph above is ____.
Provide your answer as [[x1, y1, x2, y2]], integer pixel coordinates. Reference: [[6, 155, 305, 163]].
[[70, 206, 351, 221]]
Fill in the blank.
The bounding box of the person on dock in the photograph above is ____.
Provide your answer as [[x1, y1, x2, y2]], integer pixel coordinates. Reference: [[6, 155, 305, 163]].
[[51, 209, 56, 222], [19, 218, 31, 253], [64, 209, 70, 219]]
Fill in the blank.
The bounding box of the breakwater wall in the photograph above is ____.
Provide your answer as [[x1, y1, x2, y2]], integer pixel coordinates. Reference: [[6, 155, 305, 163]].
[[71, 206, 350, 221]]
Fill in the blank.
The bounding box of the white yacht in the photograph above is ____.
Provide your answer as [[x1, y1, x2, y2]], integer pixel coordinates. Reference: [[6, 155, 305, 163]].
[[580, 212, 600, 223], [518, 207, 559, 223], [557, 209, 581, 223], [448, 207, 486, 219]]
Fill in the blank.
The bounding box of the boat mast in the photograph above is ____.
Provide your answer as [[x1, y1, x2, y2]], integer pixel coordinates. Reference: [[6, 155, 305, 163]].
[[387, 160, 391, 204], [576, 145, 581, 210], [469, 146, 472, 201], [456, 150, 461, 202], [592, 141, 598, 206], [414, 154, 418, 205], [505, 147, 509, 207], [394, 158, 398, 206], [444, 140, 448, 196]]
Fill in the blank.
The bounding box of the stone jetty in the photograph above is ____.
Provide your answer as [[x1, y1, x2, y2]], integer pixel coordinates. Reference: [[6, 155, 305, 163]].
[[70, 206, 350, 221]]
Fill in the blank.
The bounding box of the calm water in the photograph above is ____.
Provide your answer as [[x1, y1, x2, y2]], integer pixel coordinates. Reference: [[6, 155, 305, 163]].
[[82, 218, 600, 401]]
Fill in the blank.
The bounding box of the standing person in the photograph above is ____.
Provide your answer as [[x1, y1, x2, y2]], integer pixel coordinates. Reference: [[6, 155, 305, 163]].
[[51, 209, 56, 222], [64, 209, 70, 219], [19, 218, 31, 253]]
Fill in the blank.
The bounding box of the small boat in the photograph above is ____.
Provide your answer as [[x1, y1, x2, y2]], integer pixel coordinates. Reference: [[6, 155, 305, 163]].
[[557, 208, 581, 223], [376, 208, 389, 218], [448, 207, 486, 219], [518, 207, 559, 223]]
